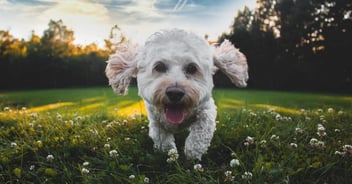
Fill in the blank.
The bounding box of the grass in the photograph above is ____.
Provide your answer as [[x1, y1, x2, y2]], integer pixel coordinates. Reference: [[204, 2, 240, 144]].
[[0, 86, 351, 183]]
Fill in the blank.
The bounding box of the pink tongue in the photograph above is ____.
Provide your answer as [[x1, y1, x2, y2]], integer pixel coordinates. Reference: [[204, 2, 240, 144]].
[[165, 106, 184, 125]]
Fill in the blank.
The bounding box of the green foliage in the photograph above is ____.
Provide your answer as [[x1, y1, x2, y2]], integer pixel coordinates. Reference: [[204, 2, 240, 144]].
[[0, 88, 351, 183]]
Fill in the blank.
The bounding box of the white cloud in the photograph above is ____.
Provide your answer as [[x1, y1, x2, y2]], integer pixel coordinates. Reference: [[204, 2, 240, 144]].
[[0, 0, 258, 46]]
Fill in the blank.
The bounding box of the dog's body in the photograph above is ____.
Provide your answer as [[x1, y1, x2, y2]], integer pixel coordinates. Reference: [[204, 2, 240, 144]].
[[106, 29, 248, 160]]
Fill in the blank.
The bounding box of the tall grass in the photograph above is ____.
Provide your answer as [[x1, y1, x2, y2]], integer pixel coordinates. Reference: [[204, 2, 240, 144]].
[[0, 87, 351, 183]]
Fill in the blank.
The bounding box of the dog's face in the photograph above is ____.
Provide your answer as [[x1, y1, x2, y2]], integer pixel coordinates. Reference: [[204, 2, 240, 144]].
[[105, 29, 248, 125], [136, 31, 214, 125]]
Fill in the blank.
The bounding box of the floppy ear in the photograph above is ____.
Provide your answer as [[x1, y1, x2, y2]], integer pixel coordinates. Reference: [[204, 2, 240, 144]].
[[213, 39, 248, 88], [105, 42, 138, 95]]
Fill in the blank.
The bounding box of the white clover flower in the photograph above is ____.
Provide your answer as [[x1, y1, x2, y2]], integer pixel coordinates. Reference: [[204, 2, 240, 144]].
[[56, 112, 62, 119], [167, 148, 179, 162], [334, 129, 341, 133], [21, 107, 27, 111], [224, 171, 235, 182], [270, 134, 280, 141], [309, 138, 318, 146], [317, 124, 327, 137], [124, 137, 131, 141], [249, 112, 257, 117], [46, 154, 54, 162], [109, 150, 119, 157], [290, 143, 298, 148], [81, 168, 90, 174], [129, 174, 135, 180], [83, 162, 89, 166], [143, 177, 150, 183], [242, 171, 253, 180], [104, 143, 111, 149], [10, 142, 17, 147], [275, 114, 282, 121], [343, 145, 352, 154], [295, 127, 303, 135], [122, 119, 128, 126], [245, 136, 254, 144], [327, 108, 334, 113], [230, 159, 240, 167], [4, 107, 10, 111], [338, 110, 344, 115], [30, 165, 35, 171], [193, 164, 204, 172]]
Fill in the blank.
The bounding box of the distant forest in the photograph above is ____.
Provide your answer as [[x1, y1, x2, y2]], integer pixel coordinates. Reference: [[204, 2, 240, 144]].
[[1, 0, 351, 92]]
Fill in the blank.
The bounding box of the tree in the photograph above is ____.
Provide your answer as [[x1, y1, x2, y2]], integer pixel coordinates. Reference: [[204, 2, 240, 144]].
[[40, 19, 75, 59]]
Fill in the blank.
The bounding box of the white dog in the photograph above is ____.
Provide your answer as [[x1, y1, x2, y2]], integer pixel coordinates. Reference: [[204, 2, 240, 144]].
[[105, 29, 248, 160]]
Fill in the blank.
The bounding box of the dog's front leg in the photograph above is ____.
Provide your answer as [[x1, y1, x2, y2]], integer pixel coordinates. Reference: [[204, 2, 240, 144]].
[[149, 120, 176, 152], [184, 99, 217, 160]]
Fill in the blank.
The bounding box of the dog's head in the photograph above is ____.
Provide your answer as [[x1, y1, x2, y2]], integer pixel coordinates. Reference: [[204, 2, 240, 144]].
[[106, 29, 248, 125]]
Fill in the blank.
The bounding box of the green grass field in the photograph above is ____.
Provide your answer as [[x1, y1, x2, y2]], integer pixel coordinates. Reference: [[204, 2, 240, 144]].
[[0, 87, 351, 183]]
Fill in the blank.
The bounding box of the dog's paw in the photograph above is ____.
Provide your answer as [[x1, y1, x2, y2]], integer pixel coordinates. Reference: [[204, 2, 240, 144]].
[[184, 142, 205, 160], [153, 142, 176, 153]]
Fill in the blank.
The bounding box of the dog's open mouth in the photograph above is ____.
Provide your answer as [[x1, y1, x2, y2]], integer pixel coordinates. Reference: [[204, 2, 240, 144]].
[[165, 104, 185, 125]]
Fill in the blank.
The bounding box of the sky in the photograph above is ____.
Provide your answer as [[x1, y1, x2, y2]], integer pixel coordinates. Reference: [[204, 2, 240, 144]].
[[0, 0, 257, 46]]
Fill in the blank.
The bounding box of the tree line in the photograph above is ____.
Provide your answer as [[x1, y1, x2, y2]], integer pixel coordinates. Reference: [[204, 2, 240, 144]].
[[0, 0, 351, 92]]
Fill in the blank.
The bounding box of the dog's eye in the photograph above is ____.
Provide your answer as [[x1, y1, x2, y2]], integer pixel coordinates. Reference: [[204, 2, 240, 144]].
[[185, 64, 198, 75], [154, 62, 167, 73]]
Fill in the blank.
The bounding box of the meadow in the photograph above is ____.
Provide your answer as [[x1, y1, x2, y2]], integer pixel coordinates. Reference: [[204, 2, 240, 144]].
[[0, 87, 351, 183]]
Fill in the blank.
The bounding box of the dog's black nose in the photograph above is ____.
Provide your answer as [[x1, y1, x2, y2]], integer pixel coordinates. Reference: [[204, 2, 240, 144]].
[[166, 87, 185, 103]]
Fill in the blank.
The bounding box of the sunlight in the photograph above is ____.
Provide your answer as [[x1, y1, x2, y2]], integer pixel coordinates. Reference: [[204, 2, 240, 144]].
[[27, 102, 74, 113], [253, 104, 300, 115], [114, 100, 147, 117], [78, 103, 105, 112]]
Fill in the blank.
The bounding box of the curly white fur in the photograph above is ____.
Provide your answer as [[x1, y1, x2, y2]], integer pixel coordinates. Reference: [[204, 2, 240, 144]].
[[105, 29, 248, 160]]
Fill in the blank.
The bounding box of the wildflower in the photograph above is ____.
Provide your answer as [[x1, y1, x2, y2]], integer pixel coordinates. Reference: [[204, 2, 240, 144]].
[[104, 143, 111, 149], [242, 171, 253, 180], [334, 129, 341, 133], [249, 112, 257, 117], [343, 145, 352, 155], [224, 171, 235, 182], [290, 143, 298, 148], [90, 128, 98, 136], [305, 116, 311, 121], [124, 137, 131, 141], [30, 165, 35, 171], [309, 138, 318, 146], [83, 162, 89, 166], [56, 113, 62, 121], [270, 134, 280, 141], [338, 110, 344, 115], [327, 108, 334, 113], [275, 114, 282, 121], [193, 164, 204, 172], [4, 107, 10, 111], [260, 140, 267, 148], [245, 136, 254, 144], [106, 137, 111, 142], [21, 107, 27, 111], [81, 168, 90, 174], [36, 140, 43, 148], [317, 124, 327, 137], [317, 109, 323, 113], [143, 177, 150, 183], [167, 148, 179, 163], [122, 119, 128, 126], [129, 174, 135, 180], [46, 154, 54, 162], [310, 138, 325, 149], [295, 127, 303, 135], [10, 142, 17, 147], [230, 159, 240, 167], [109, 150, 119, 157]]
